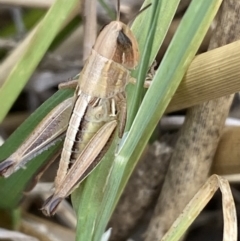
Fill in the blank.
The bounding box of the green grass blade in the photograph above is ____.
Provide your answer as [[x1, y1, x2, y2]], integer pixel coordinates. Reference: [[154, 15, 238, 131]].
[[126, 0, 180, 130], [0, 89, 73, 208], [0, 0, 80, 123], [126, 0, 163, 128]]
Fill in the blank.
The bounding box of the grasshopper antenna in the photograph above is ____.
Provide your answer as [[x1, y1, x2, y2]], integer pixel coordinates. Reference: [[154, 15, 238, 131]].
[[127, 3, 152, 26], [116, 0, 120, 21]]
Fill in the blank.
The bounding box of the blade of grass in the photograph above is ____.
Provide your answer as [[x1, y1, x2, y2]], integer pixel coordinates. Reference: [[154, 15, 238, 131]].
[[91, 0, 222, 240], [126, 0, 180, 129], [127, 0, 162, 127], [0, 0, 81, 123]]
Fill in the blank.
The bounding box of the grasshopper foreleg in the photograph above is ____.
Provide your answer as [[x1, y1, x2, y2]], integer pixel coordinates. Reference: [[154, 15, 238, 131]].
[[58, 79, 78, 90], [58, 73, 80, 89], [129, 60, 157, 88]]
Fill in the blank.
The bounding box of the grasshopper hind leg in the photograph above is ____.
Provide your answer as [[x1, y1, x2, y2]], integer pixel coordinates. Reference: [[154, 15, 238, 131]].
[[42, 120, 117, 216]]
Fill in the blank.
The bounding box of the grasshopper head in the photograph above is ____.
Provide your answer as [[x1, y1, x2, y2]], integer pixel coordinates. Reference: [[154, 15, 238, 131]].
[[93, 21, 139, 69]]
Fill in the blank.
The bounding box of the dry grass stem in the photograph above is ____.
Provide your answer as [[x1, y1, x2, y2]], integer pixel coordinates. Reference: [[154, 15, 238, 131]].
[[167, 40, 240, 113], [21, 212, 75, 241], [160, 116, 240, 130], [212, 127, 240, 175], [222, 174, 240, 183], [0, 228, 38, 241], [0, 0, 54, 8], [82, 0, 97, 61], [161, 175, 237, 241]]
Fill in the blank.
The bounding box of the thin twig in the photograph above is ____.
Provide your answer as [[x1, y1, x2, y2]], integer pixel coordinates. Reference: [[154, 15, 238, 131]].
[[82, 0, 97, 61]]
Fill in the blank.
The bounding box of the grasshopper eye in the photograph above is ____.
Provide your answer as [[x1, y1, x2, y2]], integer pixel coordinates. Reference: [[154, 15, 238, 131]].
[[93, 21, 139, 69], [112, 25, 139, 69], [117, 29, 132, 49]]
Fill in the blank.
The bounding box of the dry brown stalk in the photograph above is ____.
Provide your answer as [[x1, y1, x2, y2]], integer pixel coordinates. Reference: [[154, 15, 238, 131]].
[[145, 0, 240, 240]]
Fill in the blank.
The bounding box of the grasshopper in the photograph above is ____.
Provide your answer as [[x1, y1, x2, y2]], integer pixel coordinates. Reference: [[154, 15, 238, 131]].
[[0, 2, 150, 216]]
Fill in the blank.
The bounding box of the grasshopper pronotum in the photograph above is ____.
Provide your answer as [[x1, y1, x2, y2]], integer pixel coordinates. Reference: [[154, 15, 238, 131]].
[[0, 1, 150, 216]]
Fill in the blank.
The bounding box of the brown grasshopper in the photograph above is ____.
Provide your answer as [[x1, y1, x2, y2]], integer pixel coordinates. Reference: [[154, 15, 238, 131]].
[[0, 2, 150, 216]]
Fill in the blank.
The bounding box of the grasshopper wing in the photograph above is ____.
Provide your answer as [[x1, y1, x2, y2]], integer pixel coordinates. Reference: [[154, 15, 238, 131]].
[[0, 97, 73, 177]]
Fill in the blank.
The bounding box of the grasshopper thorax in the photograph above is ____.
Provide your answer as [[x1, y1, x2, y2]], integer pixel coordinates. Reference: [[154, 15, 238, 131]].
[[93, 21, 139, 70]]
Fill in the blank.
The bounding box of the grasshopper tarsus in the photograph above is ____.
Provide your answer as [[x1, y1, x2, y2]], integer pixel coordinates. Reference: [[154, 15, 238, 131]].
[[0, 160, 14, 177], [41, 194, 62, 216]]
